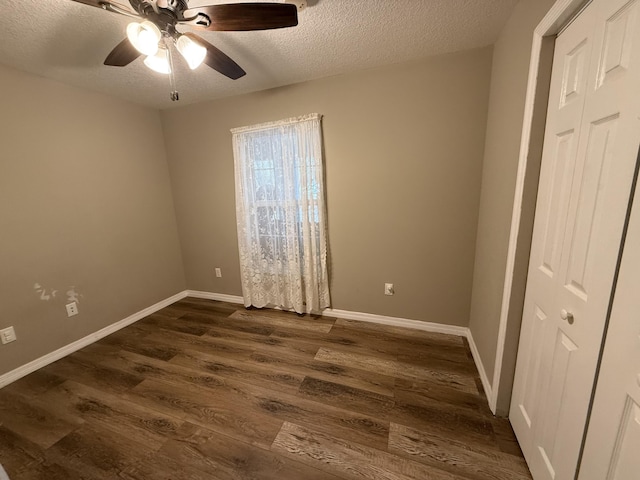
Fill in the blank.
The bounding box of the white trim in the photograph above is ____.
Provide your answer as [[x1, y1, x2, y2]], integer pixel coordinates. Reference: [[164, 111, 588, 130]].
[[492, 0, 591, 414], [324, 307, 495, 398], [188, 292, 469, 337], [467, 329, 493, 402], [186, 292, 495, 402], [0, 291, 188, 389], [185, 292, 493, 398], [187, 290, 245, 304], [322, 308, 469, 337], [0, 286, 491, 413]]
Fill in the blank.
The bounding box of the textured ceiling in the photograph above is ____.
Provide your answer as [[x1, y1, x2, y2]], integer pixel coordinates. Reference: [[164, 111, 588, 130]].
[[0, 0, 519, 109]]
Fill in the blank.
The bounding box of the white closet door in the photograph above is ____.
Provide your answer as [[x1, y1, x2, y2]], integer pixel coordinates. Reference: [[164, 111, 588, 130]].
[[578, 167, 640, 480], [509, 0, 640, 478]]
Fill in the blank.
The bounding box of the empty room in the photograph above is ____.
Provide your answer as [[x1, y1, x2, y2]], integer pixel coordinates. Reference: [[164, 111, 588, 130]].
[[1, 0, 639, 479]]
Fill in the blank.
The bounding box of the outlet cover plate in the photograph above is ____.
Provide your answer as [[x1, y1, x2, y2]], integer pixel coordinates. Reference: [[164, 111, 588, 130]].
[[1, 326, 16, 344], [66, 302, 79, 317]]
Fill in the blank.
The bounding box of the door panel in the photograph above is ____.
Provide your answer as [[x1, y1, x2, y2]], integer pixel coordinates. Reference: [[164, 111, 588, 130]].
[[516, 304, 548, 428], [597, 0, 637, 87], [561, 40, 589, 107], [609, 398, 640, 479], [536, 330, 578, 477], [564, 114, 618, 300], [540, 130, 577, 278]]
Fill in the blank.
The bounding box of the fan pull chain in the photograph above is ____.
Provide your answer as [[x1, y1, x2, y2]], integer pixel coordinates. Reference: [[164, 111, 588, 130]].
[[165, 36, 179, 101]]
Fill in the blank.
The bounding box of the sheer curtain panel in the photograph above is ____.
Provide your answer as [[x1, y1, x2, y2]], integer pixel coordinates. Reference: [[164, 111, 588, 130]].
[[231, 113, 330, 314]]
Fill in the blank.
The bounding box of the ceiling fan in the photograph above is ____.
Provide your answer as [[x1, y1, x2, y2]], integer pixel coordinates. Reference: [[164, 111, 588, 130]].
[[70, 0, 300, 100]]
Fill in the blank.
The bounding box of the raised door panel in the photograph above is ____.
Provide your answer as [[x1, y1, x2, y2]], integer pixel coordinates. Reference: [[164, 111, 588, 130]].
[[515, 305, 549, 429], [563, 114, 619, 303], [539, 131, 577, 279], [596, 0, 638, 87], [608, 397, 640, 479], [561, 40, 589, 107], [535, 331, 578, 479]]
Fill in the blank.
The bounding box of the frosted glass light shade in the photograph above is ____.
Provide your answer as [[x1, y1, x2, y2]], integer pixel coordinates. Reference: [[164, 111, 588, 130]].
[[127, 21, 161, 56], [176, 35, 207, 70], [144, 48, 171, 74]]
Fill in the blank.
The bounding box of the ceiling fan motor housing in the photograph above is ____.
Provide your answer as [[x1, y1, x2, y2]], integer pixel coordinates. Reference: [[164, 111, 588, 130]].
[[133, 0, 216, 33], [160, 0, 189, 14], [131, 0, 188, 17]]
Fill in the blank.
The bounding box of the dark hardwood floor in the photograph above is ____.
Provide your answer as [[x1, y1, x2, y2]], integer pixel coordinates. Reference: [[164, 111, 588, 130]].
[[0, 297, 531, 479]]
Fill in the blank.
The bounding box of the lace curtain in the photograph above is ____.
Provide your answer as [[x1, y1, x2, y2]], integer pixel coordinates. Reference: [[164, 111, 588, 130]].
[[231, 113, 330, 314]]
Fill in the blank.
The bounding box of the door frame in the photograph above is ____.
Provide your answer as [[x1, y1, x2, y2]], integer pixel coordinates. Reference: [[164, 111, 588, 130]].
[[491, 0, 595, 414]]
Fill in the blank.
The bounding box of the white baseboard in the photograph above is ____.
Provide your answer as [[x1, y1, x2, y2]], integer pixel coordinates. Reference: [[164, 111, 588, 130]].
[[325, 307, 493, 411], [185, 292, 467, 339], [186, 291, 468, 338], [323, 308, 469, 337], [1, 288, 495, 416], [0, 290, 188, 389], [185, 292, 494, 406], [187, 290, 244, 304], [323, 307, 494, 409], [466, 330, 494, 412]]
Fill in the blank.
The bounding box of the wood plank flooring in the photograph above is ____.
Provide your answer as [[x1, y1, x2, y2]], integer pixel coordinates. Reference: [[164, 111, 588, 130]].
[[0, 298, 531, 479]]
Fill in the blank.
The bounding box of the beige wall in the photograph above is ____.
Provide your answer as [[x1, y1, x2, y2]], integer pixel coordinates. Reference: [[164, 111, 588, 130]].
[[0, 64, 186, 377], [468, 0, 556, 390], [162, 47, 493, 326]]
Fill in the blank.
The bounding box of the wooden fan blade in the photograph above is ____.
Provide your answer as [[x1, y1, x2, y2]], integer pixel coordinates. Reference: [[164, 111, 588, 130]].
[[183, 3, 298, 31], [183, 33, 246, 80], [104, 38, 141, 67]]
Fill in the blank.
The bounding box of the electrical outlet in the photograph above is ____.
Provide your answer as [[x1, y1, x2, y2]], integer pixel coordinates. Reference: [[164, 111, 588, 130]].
[[0, 326, 16, 344], [66, 302, 79, 317], [215, 268, 222, 278], [385, 283, 394, 295]]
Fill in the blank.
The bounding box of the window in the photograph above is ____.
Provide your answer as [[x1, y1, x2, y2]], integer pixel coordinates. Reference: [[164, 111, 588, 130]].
[[231, 114, 330, 313]]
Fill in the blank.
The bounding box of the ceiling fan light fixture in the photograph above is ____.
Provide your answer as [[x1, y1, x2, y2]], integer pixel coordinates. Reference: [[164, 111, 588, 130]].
[[127, 20, 161, 56], [176, 35, 207, 70], [144, 47, 171, 74]]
